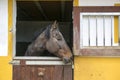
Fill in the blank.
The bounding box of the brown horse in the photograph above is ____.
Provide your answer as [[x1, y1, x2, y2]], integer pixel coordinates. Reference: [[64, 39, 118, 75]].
[[25, 21, 72, 63]]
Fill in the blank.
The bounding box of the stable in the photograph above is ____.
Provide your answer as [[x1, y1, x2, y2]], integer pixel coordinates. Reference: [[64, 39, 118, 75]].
[[1, 0, 120, 80]]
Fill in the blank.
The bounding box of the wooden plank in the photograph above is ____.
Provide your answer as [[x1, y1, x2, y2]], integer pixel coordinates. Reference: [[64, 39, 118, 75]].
[[13, 65, 72, 80], [37, 66, 46, 80], [42, 66, 53, 80], [97, 16, 104, 46], [64, 65, 72, 80], [82, 16, 89, 46], [24, 66, 31, 80], [89, 16, 96, 46], [75, 6, 120, 12], [104, 16, 112, 46], [53, 66, 63, 80], [80, 49, 120, 56], [19, 65, 32, 80], [13, 66, 21, 80], [30, 66, 37, 80], [73, 6, 80, 55]]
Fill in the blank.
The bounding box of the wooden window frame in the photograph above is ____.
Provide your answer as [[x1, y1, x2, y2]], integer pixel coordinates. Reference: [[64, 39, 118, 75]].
[[73, 6, 120, 56]]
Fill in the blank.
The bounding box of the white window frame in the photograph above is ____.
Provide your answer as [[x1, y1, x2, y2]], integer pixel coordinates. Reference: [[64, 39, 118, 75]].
[[80, 12, 120, 48]]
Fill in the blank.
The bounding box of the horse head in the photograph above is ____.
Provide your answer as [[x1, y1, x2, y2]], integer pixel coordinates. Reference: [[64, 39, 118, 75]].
[[46, 21, 73, 63], [25, 21, 73, 64]]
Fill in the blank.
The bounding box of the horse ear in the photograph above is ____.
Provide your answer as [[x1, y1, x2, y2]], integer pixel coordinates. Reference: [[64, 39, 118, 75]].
[[52, 20, 58, 29]]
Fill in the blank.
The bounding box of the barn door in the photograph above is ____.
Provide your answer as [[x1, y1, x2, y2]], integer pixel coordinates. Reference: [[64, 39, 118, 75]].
[[12, 61, 72, 80], [73, 6, 120, 56]]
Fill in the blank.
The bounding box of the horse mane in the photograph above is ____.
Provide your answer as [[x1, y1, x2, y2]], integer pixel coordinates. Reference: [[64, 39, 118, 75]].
[[33, 25, 51, 41]]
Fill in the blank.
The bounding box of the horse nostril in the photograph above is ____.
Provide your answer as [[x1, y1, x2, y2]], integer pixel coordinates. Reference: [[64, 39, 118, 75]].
[[70, 56, 73, 60], [63, 58, 71, 64]]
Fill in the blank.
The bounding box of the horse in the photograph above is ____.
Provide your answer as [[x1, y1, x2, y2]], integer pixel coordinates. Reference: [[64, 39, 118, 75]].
[[25, 21, 73, 63]]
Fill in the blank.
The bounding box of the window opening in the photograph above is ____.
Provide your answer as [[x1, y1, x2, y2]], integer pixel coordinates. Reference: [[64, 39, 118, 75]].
[[15, 1, 73, 60]]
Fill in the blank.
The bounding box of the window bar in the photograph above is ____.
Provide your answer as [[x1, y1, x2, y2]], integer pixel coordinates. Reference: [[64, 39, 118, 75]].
[[103, 16, 105, 46], [88, 16, 90, 46], [111, 16, 113, 46], [96, 16, 98, 46]]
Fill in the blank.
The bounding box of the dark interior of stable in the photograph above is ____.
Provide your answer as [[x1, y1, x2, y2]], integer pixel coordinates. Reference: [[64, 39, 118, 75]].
[[16, 1, 73, 56]]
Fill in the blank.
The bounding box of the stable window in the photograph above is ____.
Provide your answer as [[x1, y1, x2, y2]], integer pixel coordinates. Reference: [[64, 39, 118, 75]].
[[80, 13, 120, 47], [13, 0, 73, 62], [73, 6, 120, 56]]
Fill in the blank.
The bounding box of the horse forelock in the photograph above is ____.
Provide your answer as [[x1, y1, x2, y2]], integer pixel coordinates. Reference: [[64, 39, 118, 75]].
[[44, 25, 51, 39]]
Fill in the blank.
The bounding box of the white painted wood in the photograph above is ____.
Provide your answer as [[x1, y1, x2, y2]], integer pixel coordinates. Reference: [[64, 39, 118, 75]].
[[26, 61, 67, 65], [81, 13, 120, 16], [0, 0, 8, 56], [14, 57, 61, 60], [80, 12, 120, 47], [11, 60, 72, 65], [79, 0, 120, 6], [89, 16, 96, 46], [97, 16, 104, 46], [82, 16, 89, 46], [104, 16, 112, 46], [80, 13, 83, 47], [13, 0, 17, 57]]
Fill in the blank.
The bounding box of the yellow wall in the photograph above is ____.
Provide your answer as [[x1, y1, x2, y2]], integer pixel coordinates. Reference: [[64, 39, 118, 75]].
[[0, 0, 13, 80], [73, 0, 79, 6], [74, 57, 120, 80], [74, 1, 120, 80]]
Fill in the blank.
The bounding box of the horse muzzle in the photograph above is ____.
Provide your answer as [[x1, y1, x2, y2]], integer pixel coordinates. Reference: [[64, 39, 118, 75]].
[[63, 56, 73, 64]]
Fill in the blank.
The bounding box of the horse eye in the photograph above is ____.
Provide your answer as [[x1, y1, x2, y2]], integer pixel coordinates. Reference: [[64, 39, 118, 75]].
[[56, 34, 58, 36], [57, 38, 62, 40], [56, 34, 62, 40]]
